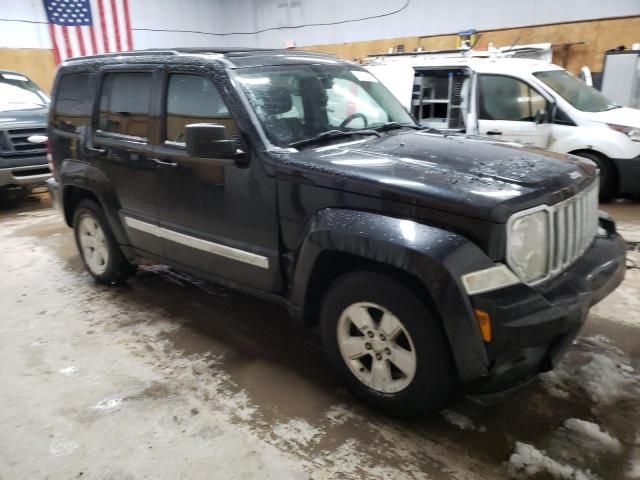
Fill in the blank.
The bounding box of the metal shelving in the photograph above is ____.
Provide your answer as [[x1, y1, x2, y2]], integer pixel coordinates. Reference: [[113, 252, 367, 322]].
[[411, 70, 467, 130]]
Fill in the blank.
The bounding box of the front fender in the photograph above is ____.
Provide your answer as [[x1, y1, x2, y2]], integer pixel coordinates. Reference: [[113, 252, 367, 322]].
[[291, 208, 496, 382], [550, 125, 640, 159], [60, 159, 130, 246]]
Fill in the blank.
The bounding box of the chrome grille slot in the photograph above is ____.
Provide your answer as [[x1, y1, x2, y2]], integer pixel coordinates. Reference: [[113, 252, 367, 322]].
[[554, 208, 566, 269]]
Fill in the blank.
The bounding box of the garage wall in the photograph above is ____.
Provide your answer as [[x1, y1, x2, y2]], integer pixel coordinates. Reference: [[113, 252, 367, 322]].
[[213, 0, 640, 48], [0, 48, 57, 93], [300, 16, 640, 75], [1, 0, 639, 93], [2, 0, 639, 50]]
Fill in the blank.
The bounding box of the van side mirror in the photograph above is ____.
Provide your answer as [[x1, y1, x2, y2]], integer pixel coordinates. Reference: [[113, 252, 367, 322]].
[[185, 123, 237, 159], [534, 101, 555, 125], [534, 109, 547, 125]]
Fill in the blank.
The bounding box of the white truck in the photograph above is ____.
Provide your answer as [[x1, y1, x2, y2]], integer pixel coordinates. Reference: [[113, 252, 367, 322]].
[[366, 54, 640, 199]]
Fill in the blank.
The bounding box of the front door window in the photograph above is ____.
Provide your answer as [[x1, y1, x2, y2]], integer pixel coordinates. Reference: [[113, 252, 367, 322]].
[[478, 75, 546, 122], [476, 74, 551, 148], [165, 74, 237, 144]]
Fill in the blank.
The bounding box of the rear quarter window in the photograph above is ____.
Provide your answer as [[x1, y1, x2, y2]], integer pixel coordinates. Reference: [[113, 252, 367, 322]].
[[53, 73, 93, 132]]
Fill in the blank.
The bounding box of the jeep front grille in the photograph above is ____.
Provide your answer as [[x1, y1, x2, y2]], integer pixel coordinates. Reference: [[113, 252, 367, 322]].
[[506, 179, 600, 286], [550, 179, 599, 273], [0, 127, 47, 157]]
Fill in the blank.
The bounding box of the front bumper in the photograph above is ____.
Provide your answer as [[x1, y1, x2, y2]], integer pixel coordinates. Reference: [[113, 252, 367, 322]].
[[0, 163, 51, 189], [612, 155, 640, 195], [469, 225, 626, 395]]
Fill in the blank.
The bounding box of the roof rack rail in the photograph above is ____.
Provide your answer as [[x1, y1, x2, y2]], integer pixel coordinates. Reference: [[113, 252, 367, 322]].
[[64, 50, 180, 63]]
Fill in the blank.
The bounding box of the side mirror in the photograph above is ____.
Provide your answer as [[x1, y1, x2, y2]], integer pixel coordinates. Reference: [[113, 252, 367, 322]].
[[534, 109, 547, 125], [185, 123, 237, 160]]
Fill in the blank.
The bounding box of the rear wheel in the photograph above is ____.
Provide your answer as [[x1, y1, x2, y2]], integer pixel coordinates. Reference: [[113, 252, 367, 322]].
[[320, 271, 454, 417], [573, 151, 616, 201], [73, 199, 137, 285]]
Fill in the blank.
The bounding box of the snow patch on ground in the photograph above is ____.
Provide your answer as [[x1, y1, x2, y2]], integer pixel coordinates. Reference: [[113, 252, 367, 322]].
[[272, 418, 324, 448], [59, 366, 79, 376], [541, 335, 637, 406], [441, 409, 486, 432], [49, 440, 79, 457], [325, 404, 356, 426], [628, 457, 640, 479], [317, 438, 419, 480], [563, 419, 621, 454], [507, 442, 596, 480], [92, 397, 125, 411]]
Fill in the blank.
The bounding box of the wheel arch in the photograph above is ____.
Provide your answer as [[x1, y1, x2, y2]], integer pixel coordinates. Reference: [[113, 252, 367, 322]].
[[289, 208, 494, 382], [63, 185, 100, 226], [59, 160, 130, 248], [302, 250, 439, 328], [568, 148, 619, 194]]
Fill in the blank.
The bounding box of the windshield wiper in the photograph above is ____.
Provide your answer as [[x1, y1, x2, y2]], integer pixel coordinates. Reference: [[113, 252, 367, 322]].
[[289, 129, 381, 149], [373, 121, 423, 132]]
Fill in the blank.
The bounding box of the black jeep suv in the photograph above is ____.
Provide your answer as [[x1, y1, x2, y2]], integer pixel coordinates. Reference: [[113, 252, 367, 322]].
[[47, 48, 625, 416]]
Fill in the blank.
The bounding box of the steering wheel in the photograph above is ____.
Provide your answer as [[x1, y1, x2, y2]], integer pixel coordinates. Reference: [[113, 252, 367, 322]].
[[339, 112, 368, 129]]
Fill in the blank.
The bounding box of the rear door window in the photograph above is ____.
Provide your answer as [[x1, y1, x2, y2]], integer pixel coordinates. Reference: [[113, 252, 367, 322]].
[[98, 72, 152, 140], [165, 74, 235, 143], [53, 73, 92, 132]]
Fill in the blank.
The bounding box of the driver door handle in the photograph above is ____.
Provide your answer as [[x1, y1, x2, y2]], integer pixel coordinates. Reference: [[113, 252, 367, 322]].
[[151, 158, 178, 168], [486, 130, 503, 136]]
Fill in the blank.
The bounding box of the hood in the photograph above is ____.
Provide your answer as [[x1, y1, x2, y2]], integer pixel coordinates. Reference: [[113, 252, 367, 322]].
[[275, 131, 597, 223], [586, 106, 640, 128], [0, 107, 49, 127]]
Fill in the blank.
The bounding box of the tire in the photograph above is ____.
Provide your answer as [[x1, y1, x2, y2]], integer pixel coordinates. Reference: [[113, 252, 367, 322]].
[[0, 186, 28, 209], [573, 151, 616, 201], [320, 271, 454, 417], [72, 199, 137, 285]]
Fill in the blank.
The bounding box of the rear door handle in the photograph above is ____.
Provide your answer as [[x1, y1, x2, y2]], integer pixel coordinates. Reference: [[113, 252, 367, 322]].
[[486, 130, 503, 136], [151, 158, 178, 168]]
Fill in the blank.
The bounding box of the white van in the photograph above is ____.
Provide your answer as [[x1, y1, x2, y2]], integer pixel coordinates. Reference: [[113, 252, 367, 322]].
[[366, 55, 640, 199]]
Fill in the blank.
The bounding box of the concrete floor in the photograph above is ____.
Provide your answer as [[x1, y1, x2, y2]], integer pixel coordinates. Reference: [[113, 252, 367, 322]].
[[1, 194, 639, 480]]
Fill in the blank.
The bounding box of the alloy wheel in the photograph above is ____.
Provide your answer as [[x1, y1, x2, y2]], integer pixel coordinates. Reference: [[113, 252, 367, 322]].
[[336, 302, 417, 393], [77, 214, 109, 276]]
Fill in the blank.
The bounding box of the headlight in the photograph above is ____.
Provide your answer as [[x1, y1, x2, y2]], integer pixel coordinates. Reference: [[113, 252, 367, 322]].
[[507, 209, 550, 283], [606, 123, 640, 142]]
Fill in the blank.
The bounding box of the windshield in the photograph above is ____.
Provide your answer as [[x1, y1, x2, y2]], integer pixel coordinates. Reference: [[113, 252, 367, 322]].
[[0, 72, 49, 112], [234, 64, 415, 147], [533, 70, 617, 112]]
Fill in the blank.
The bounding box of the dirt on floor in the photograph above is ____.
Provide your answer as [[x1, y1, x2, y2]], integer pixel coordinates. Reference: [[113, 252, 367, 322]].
[[1, 194, 639, 480]]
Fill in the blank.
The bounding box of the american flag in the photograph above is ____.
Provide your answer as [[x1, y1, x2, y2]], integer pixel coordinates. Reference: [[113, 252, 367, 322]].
[[43, 0, 133, 64]]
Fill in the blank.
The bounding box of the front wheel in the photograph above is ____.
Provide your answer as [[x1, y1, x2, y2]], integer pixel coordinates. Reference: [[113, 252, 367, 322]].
[[73, 199, 137, 285], [320, 272, 454, 417]]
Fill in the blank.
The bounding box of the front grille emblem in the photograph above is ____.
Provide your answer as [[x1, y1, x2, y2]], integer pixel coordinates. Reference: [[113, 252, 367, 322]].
[[27, 135, 48, 144]]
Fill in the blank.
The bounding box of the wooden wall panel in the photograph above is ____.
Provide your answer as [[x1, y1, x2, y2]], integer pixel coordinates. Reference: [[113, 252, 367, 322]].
[[0, 16, 637, 95], [0, 48, 57, 93], [300, 16, 640, 74]]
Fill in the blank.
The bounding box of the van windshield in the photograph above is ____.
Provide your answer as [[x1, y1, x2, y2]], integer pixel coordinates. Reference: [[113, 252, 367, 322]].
[[533, 70, 618, 113], [0, 73, 49, 112], [234, 64, 415, 148]]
